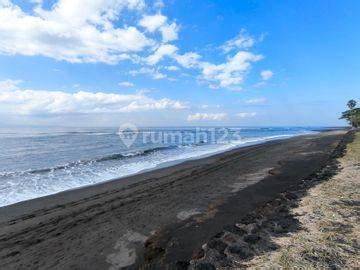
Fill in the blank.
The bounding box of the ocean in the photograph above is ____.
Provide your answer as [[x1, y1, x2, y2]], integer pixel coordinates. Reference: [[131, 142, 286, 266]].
[[0, 126, 321, 207]]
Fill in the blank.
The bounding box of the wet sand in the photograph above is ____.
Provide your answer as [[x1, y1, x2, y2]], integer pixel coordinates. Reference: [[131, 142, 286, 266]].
[[0, 130, 349, 269]]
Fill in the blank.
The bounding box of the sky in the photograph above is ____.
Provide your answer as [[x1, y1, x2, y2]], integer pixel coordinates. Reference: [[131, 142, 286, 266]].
[[0, 0, 359, 127]]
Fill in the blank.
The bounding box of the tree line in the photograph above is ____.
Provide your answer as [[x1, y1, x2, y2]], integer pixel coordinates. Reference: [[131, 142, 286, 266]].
[[340, 99, 360, 128]]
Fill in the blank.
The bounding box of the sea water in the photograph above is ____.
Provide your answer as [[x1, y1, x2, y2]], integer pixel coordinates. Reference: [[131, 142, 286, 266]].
[[0, 126, 321, 207]]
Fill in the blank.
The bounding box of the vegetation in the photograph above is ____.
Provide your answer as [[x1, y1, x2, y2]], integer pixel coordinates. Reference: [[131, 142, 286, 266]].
[[340, 99, 360, 128], [246, 132, 360, 269], [347, 99, 357, 109]]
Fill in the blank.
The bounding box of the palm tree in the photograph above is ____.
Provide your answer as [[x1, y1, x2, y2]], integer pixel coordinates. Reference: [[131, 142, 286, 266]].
[[345, 99, 358, 128], [347, 99, 357, 110]]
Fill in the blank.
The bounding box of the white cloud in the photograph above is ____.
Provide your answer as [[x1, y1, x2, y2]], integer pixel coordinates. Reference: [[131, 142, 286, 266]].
[[118, 81, 135, 87], [245, 97, 267, 104], [138, 13, 178, 42], [0, 0, 156, 64], [199, 104, 221, 109], [260, 70, 273, 81], [164, 65, 179, 71], [187, 113, 227, 121], [199, 51, 263, 89], [129, 67, 167, 79], [0, 79, 21, 91], [171, 31, 262, 89], [139, 13, 167, 32], [0, 80, 188, 115], [159, 22, 179, 42], [220, 30, 255, 53], [0, 1, 266, 89], [172, 48, 262, 89], [237, 112, 257, 118], [146, 44, 178, 65], [174, 52, 201, 68]]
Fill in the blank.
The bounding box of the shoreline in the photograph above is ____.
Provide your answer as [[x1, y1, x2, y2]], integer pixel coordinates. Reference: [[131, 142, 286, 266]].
[[0, 130, 319, 209], [187, 130, 356, 269], [0, 129, 329, 210], [0, 130, 350, 269]]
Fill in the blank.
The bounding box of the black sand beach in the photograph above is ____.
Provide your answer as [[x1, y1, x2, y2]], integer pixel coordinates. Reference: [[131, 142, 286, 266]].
[[0, 130, 349, 269]]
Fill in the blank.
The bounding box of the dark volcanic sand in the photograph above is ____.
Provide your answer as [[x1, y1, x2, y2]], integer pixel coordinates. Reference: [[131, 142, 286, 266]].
[[0, 130, 348, 269]]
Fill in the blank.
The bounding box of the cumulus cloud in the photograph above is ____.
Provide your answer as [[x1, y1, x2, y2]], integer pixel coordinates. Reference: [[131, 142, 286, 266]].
[[146, 44, 178, 65], [0, 1, 181, 65], [139, 13, 167, 32], [171, 45, 263, 89], [174, 52, 202, 68], [199, 51, 263, 89], [129, 67, 167, 79], [0, 80, 188, 115], [199, 104, 221, 109], [118, 81, 135, 87], [164, 65, 179, 71], [159, 22, 179, 42], [0, 0, 181, 64], [220, 30, 255, 53], [237, 112, 257, 118], [172, 31, 263, 89], [260, 70, 274, 80], [138, 13, 178, 42], [0, 1, 266, 89], [0, 79, 21, 91], [187, 113, 227, 121], [245, 97, 267, 104], [0, 0, 155, 64]]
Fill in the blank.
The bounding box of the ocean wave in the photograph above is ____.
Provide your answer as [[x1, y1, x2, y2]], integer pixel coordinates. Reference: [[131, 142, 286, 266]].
[[0, 145, 179, 177], [1, 134, 309, 177], [0, 129, 320, 207]]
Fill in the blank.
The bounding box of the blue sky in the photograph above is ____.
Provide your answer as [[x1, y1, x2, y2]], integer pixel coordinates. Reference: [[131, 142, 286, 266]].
[[0, 0, 359, 127]]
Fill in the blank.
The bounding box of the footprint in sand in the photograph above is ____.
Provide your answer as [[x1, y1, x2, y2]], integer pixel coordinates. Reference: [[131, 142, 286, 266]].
[[229, 168, 273, 192], [177, 209, 202, 220], [106, 230, 147, 270]]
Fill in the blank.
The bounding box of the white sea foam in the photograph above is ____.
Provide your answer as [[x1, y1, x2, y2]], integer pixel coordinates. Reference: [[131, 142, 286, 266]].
[[0, 128, 317, 207]]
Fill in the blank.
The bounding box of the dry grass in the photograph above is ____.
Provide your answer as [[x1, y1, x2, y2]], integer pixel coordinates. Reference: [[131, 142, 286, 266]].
[[247, 133, 360, 269]]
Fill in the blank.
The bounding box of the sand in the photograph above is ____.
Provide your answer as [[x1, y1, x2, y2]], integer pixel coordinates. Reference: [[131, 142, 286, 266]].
[[238, 131, 359, 269], [0, 130, 349, 269]]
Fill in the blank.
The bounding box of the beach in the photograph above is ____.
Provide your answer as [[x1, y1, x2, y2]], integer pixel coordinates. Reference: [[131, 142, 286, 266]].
[[0, 130, 351, 269]]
